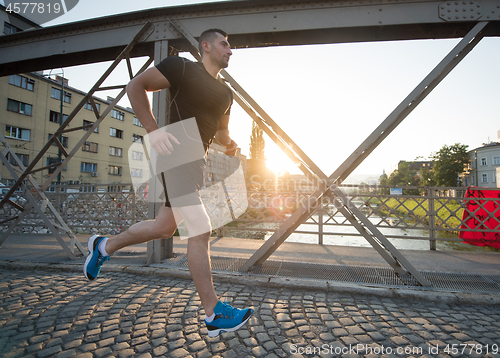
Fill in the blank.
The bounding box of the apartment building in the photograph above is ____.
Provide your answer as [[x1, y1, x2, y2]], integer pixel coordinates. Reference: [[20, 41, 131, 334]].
[[1, 72, 147, 189], [467, 139, 500, 188], [1, 6, 247, 192], [207, 143, 247, 186]]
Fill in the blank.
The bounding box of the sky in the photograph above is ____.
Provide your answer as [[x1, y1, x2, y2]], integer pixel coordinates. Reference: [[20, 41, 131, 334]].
[[6, 0, 499, 183]]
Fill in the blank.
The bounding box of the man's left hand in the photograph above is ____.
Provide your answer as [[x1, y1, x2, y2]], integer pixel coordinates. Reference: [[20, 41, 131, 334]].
[[224, 139, 238, 156]]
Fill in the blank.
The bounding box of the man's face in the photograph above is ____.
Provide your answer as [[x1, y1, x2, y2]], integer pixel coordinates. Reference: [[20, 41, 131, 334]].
[[208, 32, 232, 68]]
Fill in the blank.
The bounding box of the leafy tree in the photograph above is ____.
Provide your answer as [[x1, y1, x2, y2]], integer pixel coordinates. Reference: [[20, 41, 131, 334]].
[[419, 166, 435, 187], [430, 143, 469, 187], [388, 162, 420, 195], [249, 121, 266, 162], [247, 121, 269, 185]]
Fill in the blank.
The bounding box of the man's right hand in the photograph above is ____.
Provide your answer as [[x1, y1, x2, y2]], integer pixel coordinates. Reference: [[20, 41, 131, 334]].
[[149, 128, 180, 155]]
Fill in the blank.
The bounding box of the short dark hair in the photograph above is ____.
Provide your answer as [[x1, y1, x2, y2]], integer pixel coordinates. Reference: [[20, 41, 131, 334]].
[[198, 28, 228, 55]]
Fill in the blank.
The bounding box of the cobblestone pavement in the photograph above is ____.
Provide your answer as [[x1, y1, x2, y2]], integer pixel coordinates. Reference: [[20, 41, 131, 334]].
[[1, 269, 500, 358]]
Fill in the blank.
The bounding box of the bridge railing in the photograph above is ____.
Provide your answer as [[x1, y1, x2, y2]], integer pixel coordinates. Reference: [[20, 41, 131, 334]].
[[1, 183, 498, 251]]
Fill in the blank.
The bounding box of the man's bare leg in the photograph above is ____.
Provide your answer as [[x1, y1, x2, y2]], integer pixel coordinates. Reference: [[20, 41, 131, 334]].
[[187, 232, 218, 316], [177, 204, 218, 316], [105, 206, 179, 254]]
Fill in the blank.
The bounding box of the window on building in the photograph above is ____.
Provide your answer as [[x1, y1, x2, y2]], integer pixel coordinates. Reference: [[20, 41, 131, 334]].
[[47, 157, 66, 174], [109, 146, 123, 157], [111, 109, 125, 121], [110, 128, 123, 139], [51, 88, 71, 103], [481, 158, 487, 166], [49, 111, 69, 123], [84, 100, 100, 112], [109, 166, 122, 175], [81, 162, 97, 173], [81, 185, 96, 193], [7, 99, 32, 115], [481, 173, 488, 183], [132, 134, 143, 143], [131, 168, 143, 178], [3, 22, 21, 35], [493, 156, 500, 166], [133, 117, 143, 127], [5, 153, 29, 167], [108, 185, 121, 192], [82, 141, 98, 153], [48, 134, 68, 148], [5, 126, 30, 141], [9, 75, 34, 91], [83, 120, 98, 133], [131, 151, 143, 161]]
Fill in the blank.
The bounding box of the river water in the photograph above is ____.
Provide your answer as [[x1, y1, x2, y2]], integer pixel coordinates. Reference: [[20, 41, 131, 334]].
[[254, 213, 499, 253]]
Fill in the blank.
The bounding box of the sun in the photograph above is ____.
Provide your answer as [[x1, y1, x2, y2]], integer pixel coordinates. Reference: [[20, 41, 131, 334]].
[[265, 148, 300, 175]]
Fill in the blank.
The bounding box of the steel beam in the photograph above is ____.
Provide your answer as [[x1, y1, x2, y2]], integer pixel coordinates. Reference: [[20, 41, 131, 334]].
[[0, 136, 85, 258], [239, 21, 488, 280], [146, 39, 174, 265], [0, 23, 155, 259], [168, 20, 435, 286], [1, 0, 499, 76]]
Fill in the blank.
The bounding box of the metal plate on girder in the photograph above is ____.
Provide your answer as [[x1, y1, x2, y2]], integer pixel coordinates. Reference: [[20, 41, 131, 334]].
[[159, 254, 500, 294], [439, 0, 482, 21]]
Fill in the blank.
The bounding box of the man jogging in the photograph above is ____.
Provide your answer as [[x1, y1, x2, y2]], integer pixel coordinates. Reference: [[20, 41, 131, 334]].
[[83, 29, 253, 337]]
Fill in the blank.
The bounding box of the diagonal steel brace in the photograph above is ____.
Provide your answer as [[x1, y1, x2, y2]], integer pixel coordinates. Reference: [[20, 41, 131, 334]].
[[0, 22, 155, 258], [164, 21, 487, 286], [238, 22, 488, 282]]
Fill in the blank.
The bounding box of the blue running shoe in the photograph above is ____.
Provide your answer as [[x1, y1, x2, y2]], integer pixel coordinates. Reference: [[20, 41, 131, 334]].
[[205, 301, 253, 337], [83, 235, 110, 281]]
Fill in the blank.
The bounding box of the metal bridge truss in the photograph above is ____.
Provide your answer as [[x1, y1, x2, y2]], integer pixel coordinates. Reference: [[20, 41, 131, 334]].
[[168, 20, 492, 287], [0, 22, 156, 259], [0, 0, 497, 285]]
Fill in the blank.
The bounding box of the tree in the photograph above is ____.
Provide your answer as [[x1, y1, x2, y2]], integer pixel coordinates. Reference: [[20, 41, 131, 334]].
[[249, 121, 265, 162], [388, 162, 420, 195], [430, 143, 469, 187], [247, 121, 270, 185]]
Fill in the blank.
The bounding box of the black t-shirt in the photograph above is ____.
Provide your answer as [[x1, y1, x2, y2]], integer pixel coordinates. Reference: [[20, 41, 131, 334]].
[[156, 56, 233, 151]]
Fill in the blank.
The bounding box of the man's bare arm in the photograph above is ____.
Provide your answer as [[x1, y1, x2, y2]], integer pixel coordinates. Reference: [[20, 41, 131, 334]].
[[126, 67, 171, 133], [127, 67, 180, 155], [215, 115, 237, 156]]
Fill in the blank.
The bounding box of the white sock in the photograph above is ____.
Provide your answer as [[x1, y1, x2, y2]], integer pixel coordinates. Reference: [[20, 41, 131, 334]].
[[205, 313, 215, 323], [98, 237, 109, 256]]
